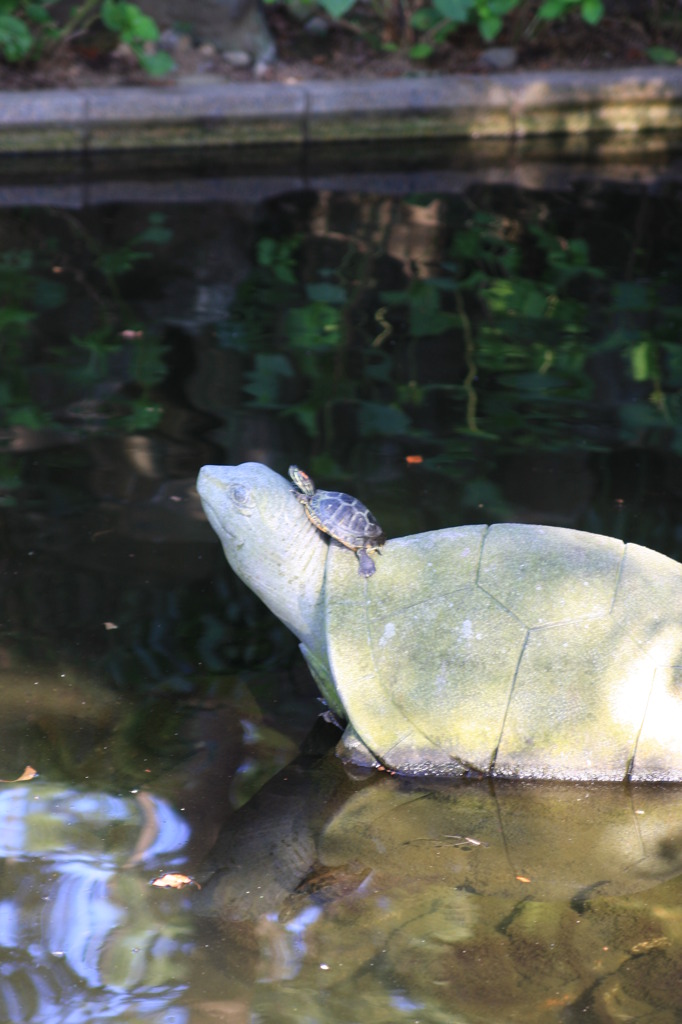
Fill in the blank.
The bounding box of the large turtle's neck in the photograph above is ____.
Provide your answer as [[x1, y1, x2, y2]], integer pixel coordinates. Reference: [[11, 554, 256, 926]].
[[197, 463, 329, 662], [269, 507, 329, 654]]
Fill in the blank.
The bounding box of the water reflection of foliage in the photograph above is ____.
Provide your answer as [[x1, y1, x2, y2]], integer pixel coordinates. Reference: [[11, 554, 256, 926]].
[[0, 209, 171, 471], [223, 194, 682, 476], [3, 188, 682, 692]]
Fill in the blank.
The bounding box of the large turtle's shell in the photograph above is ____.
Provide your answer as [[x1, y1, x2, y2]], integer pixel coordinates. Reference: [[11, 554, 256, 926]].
[[323, 523, 682, 782]]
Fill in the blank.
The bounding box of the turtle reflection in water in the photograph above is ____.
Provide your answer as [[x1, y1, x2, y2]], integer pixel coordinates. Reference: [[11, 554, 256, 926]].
[[289, 465, 385, 578], [194, 754, 682, 1024]]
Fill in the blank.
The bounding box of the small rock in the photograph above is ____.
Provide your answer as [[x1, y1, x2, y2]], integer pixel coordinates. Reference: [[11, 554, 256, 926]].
[[478, 46, 518, 71], [285, 0, 316, 21], [254, 56, 275, 78], [255, 41, 277, 73], [158, 28, 192, 53], [111, 41, 136, 63], [304, 15, 330, 36], [223, 49, 253, 68]]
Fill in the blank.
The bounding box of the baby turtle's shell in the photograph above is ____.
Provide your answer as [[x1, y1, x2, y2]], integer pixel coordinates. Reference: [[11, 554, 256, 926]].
[[289, 466, 385, 578]]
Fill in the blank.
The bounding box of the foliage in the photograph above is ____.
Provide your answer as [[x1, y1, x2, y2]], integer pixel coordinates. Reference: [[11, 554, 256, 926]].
[[4, 188, 682, 533], [99, 0, 173, 76], [409, 0, 521, 52], [647, 45, 680, 65], [219, 192, 682, 498], [268, 0, 608, 58], [536, 0, 603, 25], [0, 0, 173, 75], [0, 211, 173, 458]]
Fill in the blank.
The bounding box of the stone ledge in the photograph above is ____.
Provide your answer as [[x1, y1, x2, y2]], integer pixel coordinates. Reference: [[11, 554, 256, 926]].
[[0, 89, 87, 152], [85, 82, 307, 149], [0, 67, 680, 154]]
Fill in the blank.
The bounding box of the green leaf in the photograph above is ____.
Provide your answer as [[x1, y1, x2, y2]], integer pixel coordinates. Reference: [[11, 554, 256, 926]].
[[317, 0, 355, 19], [285, 403, 318, 437], [0, 249, 32, 273], [256, 237, 299, 284], [488, 0, 520, 13], [120, 401, 163, 431], [243, 353, 294, 405], [129, 335, 167, 388], [580, 0, 603, 24], [621, 399, 667, 427], [9, 405, 50, 430], [357, 401, 411, 437], [432, 0, 473, 22], [630, 341, 656, 382], [96, 248, 151, 275], [478, 14, 503, 40], [410, 7, 440, 29], [537, 0, 571, 19], [134, 47, 175, 77], [521, 288, 549, 319], [379, 290, 410, 306], [0, 14, 34, 61], [612, 281, 649, 312], [305, 282, 347, 304], [647, 46, 679, 65], [101, 0, 160, 42], [135, 213, 173, 246], [213, 320, 251, 352], [70, 326, 121, 357], [411, 308, 456, 336], [566, 237, 590, 264], [285, 303, 341, 347], [23, 3, 53, 25], [0, 307, 35, 332], [32, 276, 66, 310], [409, 41, 434, 59]]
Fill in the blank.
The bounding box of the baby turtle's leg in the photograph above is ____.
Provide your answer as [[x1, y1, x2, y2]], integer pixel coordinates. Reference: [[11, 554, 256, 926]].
[[356, 548, 377, 577]]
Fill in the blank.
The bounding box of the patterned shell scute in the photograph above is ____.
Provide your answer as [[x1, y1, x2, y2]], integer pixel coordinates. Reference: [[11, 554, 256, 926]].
[[478, 523, 624, 627], [310, 490, 383, 548]]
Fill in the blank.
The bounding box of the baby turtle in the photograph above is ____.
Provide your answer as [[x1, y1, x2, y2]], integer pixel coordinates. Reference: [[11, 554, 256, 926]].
[[289, 465, 385, 578]]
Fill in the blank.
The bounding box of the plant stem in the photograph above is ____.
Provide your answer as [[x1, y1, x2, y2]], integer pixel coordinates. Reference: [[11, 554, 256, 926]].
[[40, 0, 103, 57]]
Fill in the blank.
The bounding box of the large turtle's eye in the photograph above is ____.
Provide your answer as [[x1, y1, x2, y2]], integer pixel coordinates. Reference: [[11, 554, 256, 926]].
[[229, 483, 254, 512]]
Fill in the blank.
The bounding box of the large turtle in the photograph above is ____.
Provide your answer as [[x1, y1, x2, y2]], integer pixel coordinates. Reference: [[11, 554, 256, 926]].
[[197, 462, 682, 782]]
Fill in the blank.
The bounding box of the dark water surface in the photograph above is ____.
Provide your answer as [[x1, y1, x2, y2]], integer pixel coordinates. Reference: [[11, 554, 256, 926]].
[[1, 159, 682, 1022]]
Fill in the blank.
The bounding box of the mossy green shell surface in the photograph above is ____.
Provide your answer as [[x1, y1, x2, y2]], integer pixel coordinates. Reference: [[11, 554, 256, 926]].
[[324, 523, 682, 781]]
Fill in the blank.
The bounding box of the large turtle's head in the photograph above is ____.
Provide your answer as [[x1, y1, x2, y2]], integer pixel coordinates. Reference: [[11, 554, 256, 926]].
[[197, 463, 328, 654]]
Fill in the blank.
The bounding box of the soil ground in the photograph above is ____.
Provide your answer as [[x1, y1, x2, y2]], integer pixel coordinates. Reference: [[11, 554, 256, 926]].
[[0, 2, 679, 91]]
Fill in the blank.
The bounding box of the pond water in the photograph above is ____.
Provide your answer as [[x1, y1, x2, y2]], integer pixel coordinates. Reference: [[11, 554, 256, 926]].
[[1, 157, 682, 1023]]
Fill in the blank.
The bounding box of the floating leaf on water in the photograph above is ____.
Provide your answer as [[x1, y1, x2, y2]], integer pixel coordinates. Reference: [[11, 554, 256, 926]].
[[151, 873, 201, 890], [0, 765, 38, 783]]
